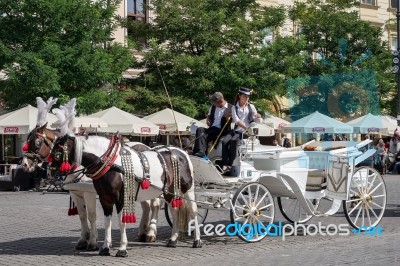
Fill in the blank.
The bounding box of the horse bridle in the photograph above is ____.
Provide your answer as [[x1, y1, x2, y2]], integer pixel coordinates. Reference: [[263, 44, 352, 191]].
[[25, 127, 56, 161]]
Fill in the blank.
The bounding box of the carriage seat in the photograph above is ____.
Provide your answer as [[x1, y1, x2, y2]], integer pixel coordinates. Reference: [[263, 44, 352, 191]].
[[306, 169, 326, 191]]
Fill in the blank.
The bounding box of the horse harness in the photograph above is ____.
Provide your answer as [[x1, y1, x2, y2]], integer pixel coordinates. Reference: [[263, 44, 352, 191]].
[[85, 133, 121, 180]]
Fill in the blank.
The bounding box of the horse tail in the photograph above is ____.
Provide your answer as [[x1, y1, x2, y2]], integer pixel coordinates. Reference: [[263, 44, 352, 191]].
[[116, 180, 124, 214]]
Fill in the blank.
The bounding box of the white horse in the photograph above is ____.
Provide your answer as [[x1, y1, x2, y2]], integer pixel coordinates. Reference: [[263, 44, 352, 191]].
[[51, 134, 201, 257]]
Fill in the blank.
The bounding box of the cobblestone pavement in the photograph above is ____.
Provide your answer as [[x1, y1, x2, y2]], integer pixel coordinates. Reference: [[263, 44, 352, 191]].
[[0, 174, 399, 266]]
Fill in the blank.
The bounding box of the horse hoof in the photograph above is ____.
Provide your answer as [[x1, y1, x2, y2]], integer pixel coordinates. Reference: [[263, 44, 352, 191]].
[[99, 247, 110, 256], [76, 240, 88, 250], [138, 234, 147, 242], [192, 240, 202, 248], [146, 235, 156, 242], [87, 243, 99, 251], [166, 239, 177, 248], [115, 250, 128, 257]]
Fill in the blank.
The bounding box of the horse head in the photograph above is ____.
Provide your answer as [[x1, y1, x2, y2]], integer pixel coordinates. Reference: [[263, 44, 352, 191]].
[[21, 123, 59, 172]]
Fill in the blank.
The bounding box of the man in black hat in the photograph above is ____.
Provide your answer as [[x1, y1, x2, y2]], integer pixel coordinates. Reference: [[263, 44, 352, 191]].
[[193, 92, 232, 158]]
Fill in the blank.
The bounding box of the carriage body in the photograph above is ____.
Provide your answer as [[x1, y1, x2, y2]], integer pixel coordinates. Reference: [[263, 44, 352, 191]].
[[186, 138, 386, 242]]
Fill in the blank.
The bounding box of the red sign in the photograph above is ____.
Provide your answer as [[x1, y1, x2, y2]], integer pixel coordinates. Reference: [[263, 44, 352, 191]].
[[367, 127, 379, 133], [141, 127, 151, 133], [278, 123, 287, 129], [4, 127, 19, 133], [312, 127, 325, 133], [159, 124, 166, 130]]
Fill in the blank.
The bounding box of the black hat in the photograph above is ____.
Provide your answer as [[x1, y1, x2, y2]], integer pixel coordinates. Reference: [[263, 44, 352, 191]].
[[209, 92, 224, 103], [239, 87, 251, 96]]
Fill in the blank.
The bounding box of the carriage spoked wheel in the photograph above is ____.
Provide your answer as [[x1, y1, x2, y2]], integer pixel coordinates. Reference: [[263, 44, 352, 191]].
[[164, 202, 208, 228], [277, 197, 320, 224], [230, 182, 274, 243], [343, 166, 387, 230]]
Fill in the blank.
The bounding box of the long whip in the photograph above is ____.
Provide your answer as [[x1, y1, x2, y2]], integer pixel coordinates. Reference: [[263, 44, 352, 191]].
[[156, 64, 182, 147], [208, 117, 231, 154]]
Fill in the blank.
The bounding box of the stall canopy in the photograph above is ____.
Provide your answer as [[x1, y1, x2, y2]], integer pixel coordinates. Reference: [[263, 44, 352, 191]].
[[88, 106, 159, 135], [346, 113, 397, 135], [281, 111, 353, 134], [143, 108, 207, 134], [0, 105, 57, 134], [263, 114, 290, 130], [252, 123, 275, 137], [51, 116, 109, 133]]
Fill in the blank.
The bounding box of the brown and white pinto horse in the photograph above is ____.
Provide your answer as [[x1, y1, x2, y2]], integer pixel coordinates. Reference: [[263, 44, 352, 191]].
[[21, 124, 99, 251], [21, 124, 162, 252], [50, 134, 201, 257]]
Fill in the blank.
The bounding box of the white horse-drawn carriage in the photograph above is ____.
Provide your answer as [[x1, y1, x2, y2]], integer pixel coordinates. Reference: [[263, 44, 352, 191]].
[[166, 135, 386, 242]]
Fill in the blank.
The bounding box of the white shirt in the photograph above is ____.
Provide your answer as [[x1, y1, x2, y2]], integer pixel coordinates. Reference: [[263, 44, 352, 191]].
[[207, 102, 229, 128], [231, 103, 257, 133]]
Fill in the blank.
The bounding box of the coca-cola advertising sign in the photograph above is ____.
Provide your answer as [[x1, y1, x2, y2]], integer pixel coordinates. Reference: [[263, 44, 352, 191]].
[[159, 124, 167, 130], [278, 123, 287, 129], [367, 127, 379, 133], [312, 127, 325, 133], [4, 127, 19, 133], [140, 127, 151, 133]]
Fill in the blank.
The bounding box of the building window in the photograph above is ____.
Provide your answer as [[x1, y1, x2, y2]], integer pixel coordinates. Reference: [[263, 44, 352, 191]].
[[391, 0, 398, 8], [392, 36, 398, 51], [361, 0, 377, 5], [127, 0, 146, 21]]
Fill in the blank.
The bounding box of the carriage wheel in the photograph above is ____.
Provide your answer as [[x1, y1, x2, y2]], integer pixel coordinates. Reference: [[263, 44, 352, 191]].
[[164, 202, 208, 228], [230, 182, 274, 243], [277, 197, 320, 224], [343, 167, 386, 230]]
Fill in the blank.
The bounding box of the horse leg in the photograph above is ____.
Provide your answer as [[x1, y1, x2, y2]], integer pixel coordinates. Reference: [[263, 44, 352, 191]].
[[84, 192, 98, 251], [138, 200, 150, 242], [115, 212, 128, 257], [166, 203, 180, 247], [185, 188, 201, 248], [69, 191, 90, 250], [146, 198, 160, 242], [98, 214, 112, 256]]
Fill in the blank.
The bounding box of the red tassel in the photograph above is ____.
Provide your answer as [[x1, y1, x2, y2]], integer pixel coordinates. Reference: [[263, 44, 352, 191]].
[[47, 154, 53, 163], [22, 143, 29, 152], [60, 161, 72, 172], [171, 197, 183, 209], [122, 213, 136, 223], [68, 207, 78, 216], [131, 213, 137, 223], [141, 179, 150, 189]]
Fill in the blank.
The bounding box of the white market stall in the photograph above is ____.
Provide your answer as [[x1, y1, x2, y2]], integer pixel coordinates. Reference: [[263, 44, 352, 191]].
[[143, 108, 207, 145], [346, 113, 397, 136], [51, 116, 109, 134], [88, 106, 159, 136], [0, 105, 58, 160], [281, 111, 353, 144]]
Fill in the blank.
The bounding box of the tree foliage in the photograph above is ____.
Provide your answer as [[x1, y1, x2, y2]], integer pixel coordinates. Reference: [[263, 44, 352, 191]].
[[0, 0, 133, 113], [287, 0, 394, 119], [127, 0, 306, 118]]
